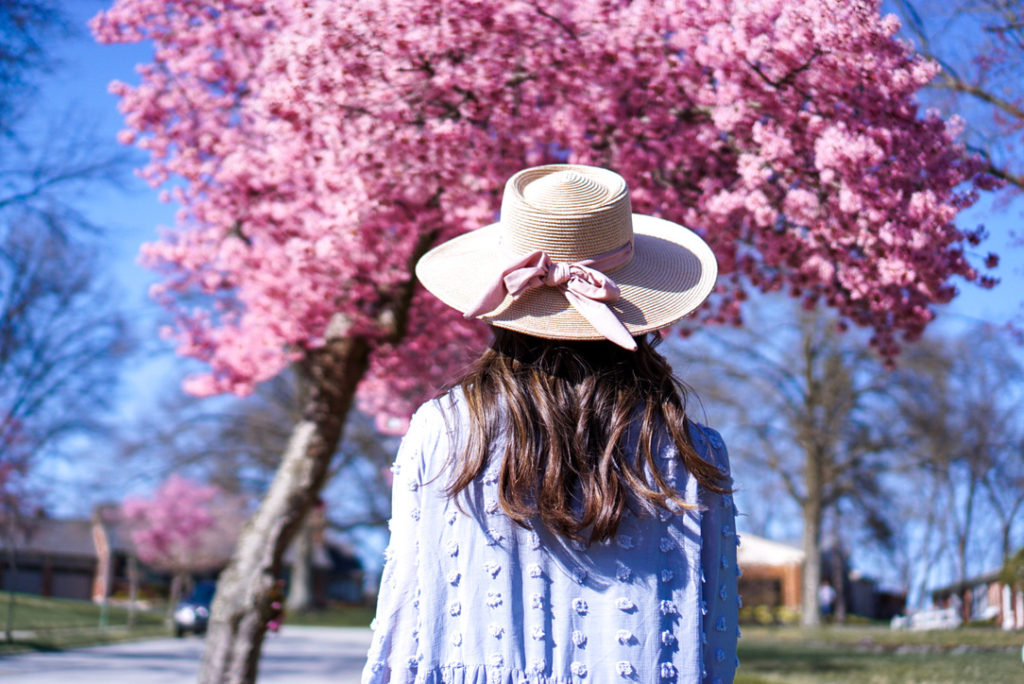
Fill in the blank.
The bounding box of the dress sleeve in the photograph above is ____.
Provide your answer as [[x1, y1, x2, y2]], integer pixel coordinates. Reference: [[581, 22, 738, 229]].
[[698, 426, 740, 684], [361, 409, 429, 684]]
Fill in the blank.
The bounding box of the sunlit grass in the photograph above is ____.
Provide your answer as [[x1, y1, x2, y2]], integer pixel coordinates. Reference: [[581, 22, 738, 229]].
[[736, 625, 1024, 684], [285, 604, 376, 628], [0, 592, 167, 655]]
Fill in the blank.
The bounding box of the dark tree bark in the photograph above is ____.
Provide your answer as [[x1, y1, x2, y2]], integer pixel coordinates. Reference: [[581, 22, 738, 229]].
[[197, 333, 372, 683], [196, 231, 434, 684]]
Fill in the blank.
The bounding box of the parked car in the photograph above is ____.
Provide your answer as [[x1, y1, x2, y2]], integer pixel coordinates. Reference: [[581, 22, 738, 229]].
[[173, 581, 216, 637]]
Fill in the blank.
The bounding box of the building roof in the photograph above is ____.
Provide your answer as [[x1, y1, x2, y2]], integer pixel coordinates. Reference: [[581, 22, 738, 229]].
[[737, 533, 805, 567], [3, 517, 133, 558], [930, 571, 1003, 598], [4, 516, 362, 574]]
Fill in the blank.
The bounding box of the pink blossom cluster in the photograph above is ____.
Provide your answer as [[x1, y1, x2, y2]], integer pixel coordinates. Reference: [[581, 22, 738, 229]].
[[121, 474, 243, 571], [93, 0, 991, 430]]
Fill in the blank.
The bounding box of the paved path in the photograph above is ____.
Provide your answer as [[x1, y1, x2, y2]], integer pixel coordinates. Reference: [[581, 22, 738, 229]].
[[0, 626, 373, 683]]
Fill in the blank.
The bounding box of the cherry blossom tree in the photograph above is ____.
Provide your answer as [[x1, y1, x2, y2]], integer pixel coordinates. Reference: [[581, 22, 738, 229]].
[[121, 475, 246, 614], [92, 0, 996, 680]]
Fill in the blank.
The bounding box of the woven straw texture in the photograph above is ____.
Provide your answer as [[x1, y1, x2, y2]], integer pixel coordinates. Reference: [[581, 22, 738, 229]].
[[502, 166, 633, 261], [416, 165, 717, 340]]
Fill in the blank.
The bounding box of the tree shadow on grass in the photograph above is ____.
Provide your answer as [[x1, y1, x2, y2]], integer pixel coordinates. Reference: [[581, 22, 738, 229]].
[[0, 639, 65, 654], [738, 641, 875, 677]]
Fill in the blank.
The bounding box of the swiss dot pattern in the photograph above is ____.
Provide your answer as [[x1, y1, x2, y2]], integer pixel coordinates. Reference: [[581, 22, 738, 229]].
[[362, 395, 740, 683]]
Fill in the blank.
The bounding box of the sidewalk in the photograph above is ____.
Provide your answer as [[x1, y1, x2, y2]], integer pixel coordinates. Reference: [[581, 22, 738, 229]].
[[0, 626, 373, 683]]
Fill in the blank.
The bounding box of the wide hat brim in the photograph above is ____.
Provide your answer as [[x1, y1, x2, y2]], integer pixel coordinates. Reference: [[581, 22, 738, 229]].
[[416, 213, 718, 341]]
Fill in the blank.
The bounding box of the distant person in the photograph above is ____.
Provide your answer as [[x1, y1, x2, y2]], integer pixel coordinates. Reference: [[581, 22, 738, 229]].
[[363, 165, 740, 682], [819, 580, 837, 621]]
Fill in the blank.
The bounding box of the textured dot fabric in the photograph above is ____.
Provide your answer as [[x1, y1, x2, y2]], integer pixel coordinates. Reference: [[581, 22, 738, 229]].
[[362, 391, 740, 683]]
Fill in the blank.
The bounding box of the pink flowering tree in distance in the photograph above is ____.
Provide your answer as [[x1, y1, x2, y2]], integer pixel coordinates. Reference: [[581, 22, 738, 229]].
[[121, 475, 246, 615], [93, 0, 997, 679]]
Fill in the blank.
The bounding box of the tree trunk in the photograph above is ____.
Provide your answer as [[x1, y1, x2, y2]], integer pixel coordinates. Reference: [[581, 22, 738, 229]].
[[167, 571, 188, 622], [996, 491, 1024, 565], [196, 230, 433, 684], [285, 514, 313, 613], [3, 587, 11, 644], [801, 450, 824, 627], [4, 524, 17, 643], [128, 555, 138, 629], [801, 501, 823, 627], [831, 541, 846, 624], [197, 334, 371, 684], [952, 467, 979, 623]]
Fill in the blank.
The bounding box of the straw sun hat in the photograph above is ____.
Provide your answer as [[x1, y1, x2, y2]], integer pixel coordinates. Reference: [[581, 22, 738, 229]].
[[415, 164, 717, 351]]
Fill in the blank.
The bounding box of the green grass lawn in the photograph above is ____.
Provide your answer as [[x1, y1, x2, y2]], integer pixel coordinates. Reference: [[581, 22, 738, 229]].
[[0, 592, 167, 655], [286, 604, 376, 628], [287, 608, 1024, 683], [736, 625, 1024, 684], [0, 592, 165, 631], [5, 593, 1023, 683]]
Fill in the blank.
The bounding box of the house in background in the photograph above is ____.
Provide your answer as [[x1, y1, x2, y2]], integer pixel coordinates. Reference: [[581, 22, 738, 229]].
[[1, 508, 365, 607], [737, 534, 804, 611], [931, 571, 1024, 630], [737, 533, 906, 620], [322, 541, 365, 603], [0, 515, 100, 600], [279, 532, 365, 606], [0, 511, 204, 602], [6, 514, 917, 621], [846, 570, 906, 621]]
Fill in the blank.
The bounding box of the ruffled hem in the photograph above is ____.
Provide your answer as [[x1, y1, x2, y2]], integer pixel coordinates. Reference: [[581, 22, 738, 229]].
[[426, 665, 574, 684], [364, 662, 703, 684], [365, 662, 577, 684]]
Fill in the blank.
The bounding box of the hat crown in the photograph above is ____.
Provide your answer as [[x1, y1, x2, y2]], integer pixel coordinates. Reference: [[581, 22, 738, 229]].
[[501, 164, 633, 263], [521, 170, 610, 210]]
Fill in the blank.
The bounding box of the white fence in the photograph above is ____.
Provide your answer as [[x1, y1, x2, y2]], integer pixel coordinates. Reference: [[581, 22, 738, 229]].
[[891, 607, 963, 631]]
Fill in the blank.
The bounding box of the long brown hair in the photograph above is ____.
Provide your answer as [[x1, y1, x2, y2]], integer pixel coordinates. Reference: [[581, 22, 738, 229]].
[[443, 327, 730, 545]]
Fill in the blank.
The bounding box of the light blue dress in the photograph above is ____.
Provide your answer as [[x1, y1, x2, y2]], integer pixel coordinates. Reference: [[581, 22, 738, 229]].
[[362, 391, 740, 683]]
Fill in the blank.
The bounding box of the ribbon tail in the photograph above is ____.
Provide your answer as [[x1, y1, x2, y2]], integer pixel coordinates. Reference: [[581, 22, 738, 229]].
[[563, 290, 637, 351]]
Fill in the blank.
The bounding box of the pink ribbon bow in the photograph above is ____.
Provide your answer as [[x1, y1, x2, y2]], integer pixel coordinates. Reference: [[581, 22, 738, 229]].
[[463, 242, 637, 351]]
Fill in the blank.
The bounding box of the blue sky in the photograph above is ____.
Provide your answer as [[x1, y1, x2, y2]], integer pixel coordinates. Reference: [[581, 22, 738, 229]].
[[27, 1, 182, 507], [25, 1, 1024, 569]]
